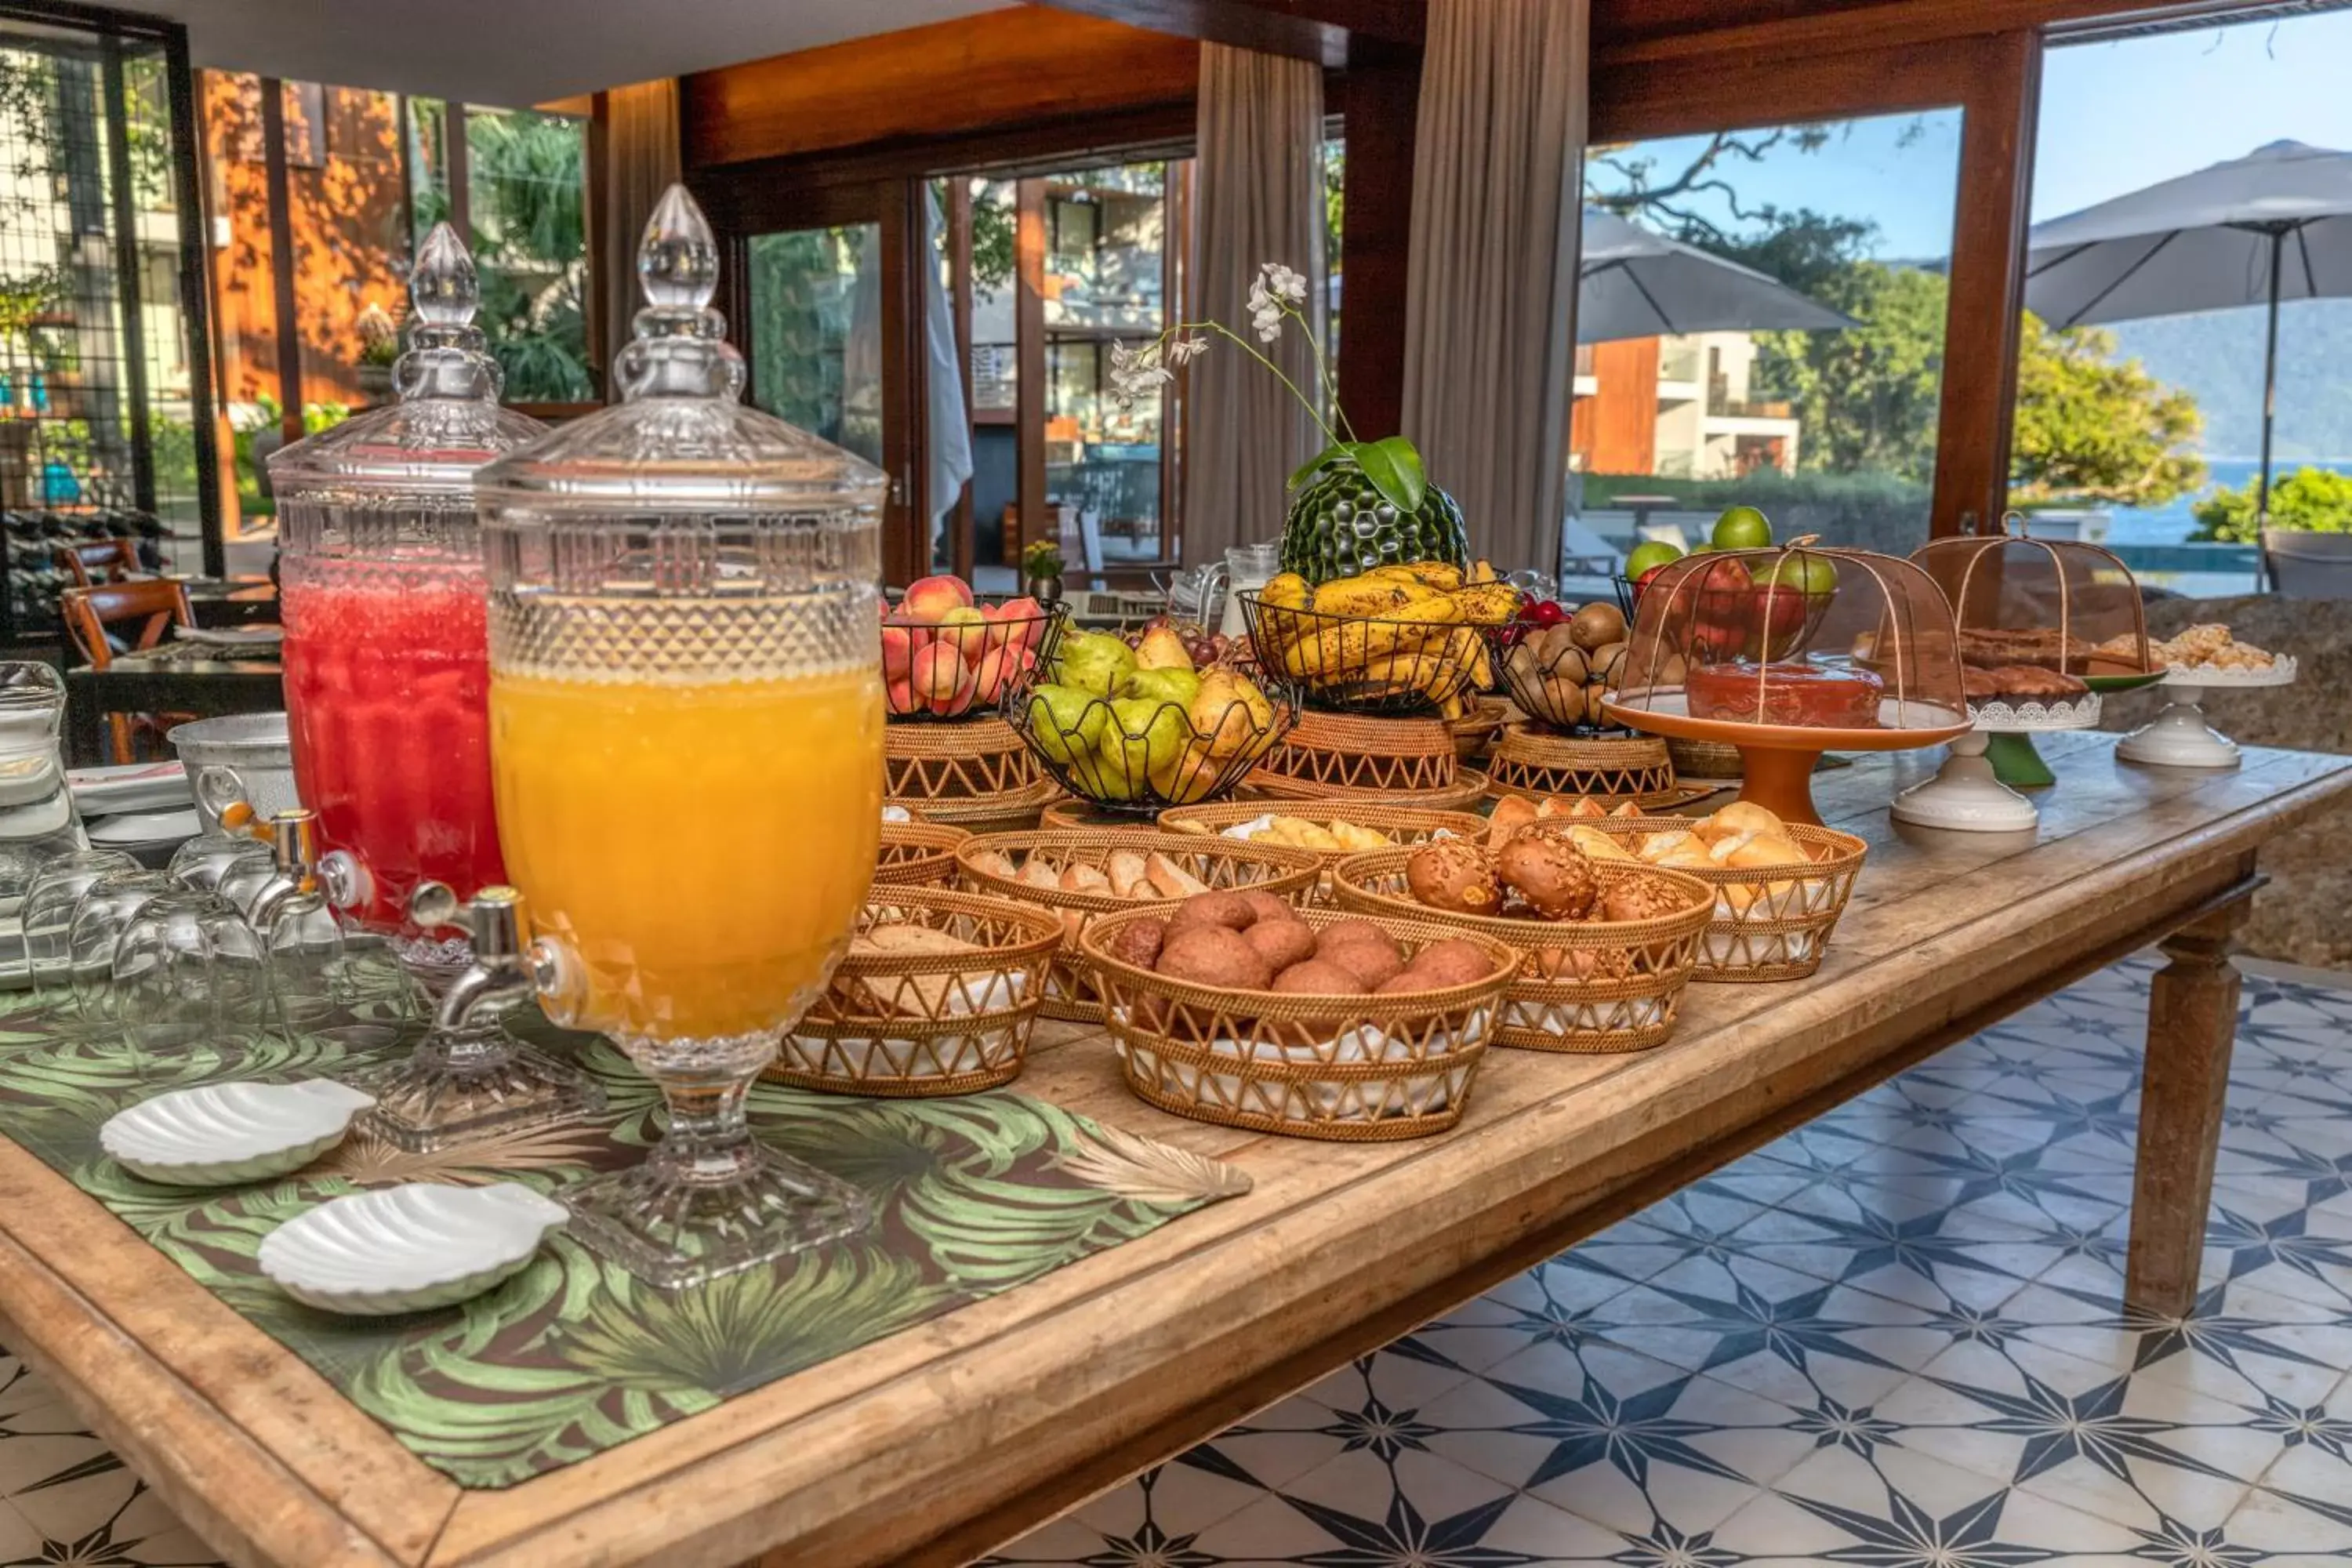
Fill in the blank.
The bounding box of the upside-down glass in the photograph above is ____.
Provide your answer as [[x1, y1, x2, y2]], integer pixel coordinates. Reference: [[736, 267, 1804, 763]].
[[66, 869, 173, 1022], [474, 183, 886, 1289], [23, 849, 136, 993], [267, 222, 598, 1150], [110, 891, 274, 1054]]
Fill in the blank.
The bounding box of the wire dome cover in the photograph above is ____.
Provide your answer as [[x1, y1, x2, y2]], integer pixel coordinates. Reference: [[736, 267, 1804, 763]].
[[1610, 543, 1968, 735], [1911, 517, 2154, 702]]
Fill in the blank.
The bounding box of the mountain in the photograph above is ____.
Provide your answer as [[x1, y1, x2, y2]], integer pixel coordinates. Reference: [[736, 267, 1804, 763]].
[[2105, 299, 2352, 460]]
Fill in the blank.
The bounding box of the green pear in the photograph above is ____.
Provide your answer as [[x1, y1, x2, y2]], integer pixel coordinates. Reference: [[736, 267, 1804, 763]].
[[1056, 630, 1137, 697], [1024, 682, 1108, 764], [1123, 667, 1202, 708], [1134, 625, 1195, 672], [1098, 695, 1189, 793]]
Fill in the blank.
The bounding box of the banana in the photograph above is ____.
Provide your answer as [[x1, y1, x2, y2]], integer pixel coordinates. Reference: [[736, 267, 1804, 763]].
[[1446, 583, 1520, 626], [1367, 562, 1465, 592], [1258, 572, 1311, 613], [1468, 559, 1500, 585], [1308, 575, 1431, 616]]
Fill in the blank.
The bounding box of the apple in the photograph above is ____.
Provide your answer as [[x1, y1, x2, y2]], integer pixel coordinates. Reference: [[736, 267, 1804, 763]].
[[880, 623, 914, 682], [1711, 506, 1773, 550], [1759, 552, 1840, 599], [1624, 540, 1685, 581], [900, 573, 975, 623], [1634, 562, 1675, 603], [911, 641, 974, 716], [1689, 557, 1754, 659]]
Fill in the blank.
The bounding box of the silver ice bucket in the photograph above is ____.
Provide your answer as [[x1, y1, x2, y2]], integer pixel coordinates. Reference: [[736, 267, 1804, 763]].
[[168, 713, 298, 830]]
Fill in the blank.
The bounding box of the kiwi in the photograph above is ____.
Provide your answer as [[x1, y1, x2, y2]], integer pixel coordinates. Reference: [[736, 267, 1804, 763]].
[[1570, 601, 1628, 652]]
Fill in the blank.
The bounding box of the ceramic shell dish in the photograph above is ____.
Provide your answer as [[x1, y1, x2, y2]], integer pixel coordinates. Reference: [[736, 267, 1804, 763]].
[[100, 1080, 376, 1186], [259, 1181, 568, 1315]]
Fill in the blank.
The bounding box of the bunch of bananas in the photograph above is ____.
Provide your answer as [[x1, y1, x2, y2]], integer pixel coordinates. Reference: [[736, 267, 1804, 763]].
[[1251, 560, 1518, 717]]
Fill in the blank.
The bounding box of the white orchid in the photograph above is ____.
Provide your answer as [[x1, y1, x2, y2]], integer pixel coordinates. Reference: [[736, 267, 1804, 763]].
[[1164, 334, 1209, 367], [1110, 259, 1350, 446], [1106, 340, 1174, 410], [1261, 261, 1308, 307]]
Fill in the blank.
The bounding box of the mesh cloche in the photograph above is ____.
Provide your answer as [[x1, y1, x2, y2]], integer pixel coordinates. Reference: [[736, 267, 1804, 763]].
[[1911, 517, 2153, 710]]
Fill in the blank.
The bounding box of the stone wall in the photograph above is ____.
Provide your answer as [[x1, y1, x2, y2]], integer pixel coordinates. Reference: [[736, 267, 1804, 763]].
[[2096, 595, 2352, 967]]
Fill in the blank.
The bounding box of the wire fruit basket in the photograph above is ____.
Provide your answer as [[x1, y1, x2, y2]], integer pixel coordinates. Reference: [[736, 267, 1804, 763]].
[[1002, 670, 1301, 815], [884, 598, 1069, 722], [1241, 592, 1511, 717]]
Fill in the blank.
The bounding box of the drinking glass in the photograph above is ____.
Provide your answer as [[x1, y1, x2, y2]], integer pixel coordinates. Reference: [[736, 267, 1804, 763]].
[[475, 183, 884, 1289], [0, 662, 87, 920], [67, 869, 174, 1022], [169, 832, 274, 897], [110, 891, 274, 1054], [24, 849, 137, 993]]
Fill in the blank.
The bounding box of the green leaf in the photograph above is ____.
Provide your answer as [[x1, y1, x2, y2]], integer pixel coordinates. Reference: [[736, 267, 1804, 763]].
[[1287, 443, 1349, 494], [1350, 437, 1428, 514]]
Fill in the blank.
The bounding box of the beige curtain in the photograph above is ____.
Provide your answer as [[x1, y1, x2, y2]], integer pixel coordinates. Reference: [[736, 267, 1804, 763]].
[[1402, 0, 1587, 574], [593, 79, 681, 401], [1183, 43, 1328, 569]]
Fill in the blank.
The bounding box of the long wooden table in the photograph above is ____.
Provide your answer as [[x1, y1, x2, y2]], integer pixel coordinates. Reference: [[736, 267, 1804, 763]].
[[0, 731, 2344, 1568]]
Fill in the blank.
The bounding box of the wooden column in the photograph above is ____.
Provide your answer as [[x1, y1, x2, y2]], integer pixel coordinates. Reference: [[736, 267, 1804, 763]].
[[1014, 178, 1048, 566], [1929, 28, 2042, 538], [2125, 891, 2251, 1317], [1333, 39, 1418, 441], [257, 78, 303, 448]]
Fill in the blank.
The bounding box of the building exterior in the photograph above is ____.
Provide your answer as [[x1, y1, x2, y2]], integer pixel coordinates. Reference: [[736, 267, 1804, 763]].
[[1569, 329, 1802, 480]]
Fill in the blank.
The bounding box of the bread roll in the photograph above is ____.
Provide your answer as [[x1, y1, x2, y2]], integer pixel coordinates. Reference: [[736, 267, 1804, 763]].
[[1697, 800, 1785, 843]]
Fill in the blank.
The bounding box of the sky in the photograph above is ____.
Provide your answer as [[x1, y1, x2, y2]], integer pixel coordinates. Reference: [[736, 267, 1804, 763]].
[[1583, 8, 2352, 262]]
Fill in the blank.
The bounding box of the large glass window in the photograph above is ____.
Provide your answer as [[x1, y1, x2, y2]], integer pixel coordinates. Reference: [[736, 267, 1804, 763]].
[[1574, 112, 1962, 564], [744, 223, 885, 470]]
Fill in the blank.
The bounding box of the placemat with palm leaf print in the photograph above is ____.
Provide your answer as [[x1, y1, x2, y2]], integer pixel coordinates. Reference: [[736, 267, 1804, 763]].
[[0, 992, 1250, 1488]]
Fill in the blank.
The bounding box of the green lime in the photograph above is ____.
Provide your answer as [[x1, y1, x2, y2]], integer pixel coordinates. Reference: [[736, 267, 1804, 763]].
[[1711, 506, 1774, 550], [1624, 540, 1685, 580]]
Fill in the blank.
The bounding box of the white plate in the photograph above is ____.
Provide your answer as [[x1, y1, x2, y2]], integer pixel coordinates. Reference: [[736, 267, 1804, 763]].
[[260, 1182, 568, 1316], [69, 760, 191, 815], [86, 808, 202, 844], [2160, 655, 2298, 688], [176, 625, 284, 647], [101, 1080, 376, 1186]]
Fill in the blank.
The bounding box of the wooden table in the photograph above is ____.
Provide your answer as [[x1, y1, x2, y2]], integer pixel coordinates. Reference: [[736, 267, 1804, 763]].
[[64, 652, 283, 766], [0, 731, 2344, 1568]]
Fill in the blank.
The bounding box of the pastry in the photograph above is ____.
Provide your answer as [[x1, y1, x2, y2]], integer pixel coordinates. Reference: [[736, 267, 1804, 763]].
[[1683, 660, 1883, 728]]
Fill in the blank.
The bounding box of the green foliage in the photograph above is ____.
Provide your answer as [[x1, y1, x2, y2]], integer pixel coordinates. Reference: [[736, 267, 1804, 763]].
[[1748, 259, 1950, 484], [971, 182, 1014, 293], [2009, 313, 2204, 508], [450, 110, 592, 402], [2190, 465, 2352, 542]]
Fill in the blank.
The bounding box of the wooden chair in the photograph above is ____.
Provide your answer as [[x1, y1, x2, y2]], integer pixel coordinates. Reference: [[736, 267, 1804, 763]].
[[61, 579, 196, 763], [53, 538, 143, 586]]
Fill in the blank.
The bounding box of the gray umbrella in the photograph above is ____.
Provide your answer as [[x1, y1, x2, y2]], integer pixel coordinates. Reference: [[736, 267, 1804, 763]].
[[2025, 139, 2352, 525], [1577, 210, 1854, 343]]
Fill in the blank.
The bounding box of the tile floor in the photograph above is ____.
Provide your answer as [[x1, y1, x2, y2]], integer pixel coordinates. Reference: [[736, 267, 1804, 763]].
[[6, 956, 2352, 1566]]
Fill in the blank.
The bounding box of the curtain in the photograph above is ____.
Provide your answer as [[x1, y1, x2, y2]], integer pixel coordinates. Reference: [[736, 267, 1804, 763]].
[[923, 185, 974, 543], [1183, 43, 1328, 569], [593, 78, 681, 399], [1402, 0, 1587, 575]]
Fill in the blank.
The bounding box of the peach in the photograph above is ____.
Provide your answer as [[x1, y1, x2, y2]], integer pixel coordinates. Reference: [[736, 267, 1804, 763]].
[[937, 604, 989, 663], [880, 623, 914, 682], [988, 595, 1045, 653], [885, 675, 916, 716], [900, 574, 975, 623], [912, 641, 975, 716]]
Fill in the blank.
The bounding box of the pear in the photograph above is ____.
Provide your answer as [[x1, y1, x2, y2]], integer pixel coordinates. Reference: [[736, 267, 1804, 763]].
[[1098, 695, 1189, 793], [1123, 667, 1201, 708], [1056, 630, 1137, 697], [1191, 668, 1276, 760], [1024, 682, 1108, 764], [1151, 743, 1224, 804], [1134, 624, 1196, 672]]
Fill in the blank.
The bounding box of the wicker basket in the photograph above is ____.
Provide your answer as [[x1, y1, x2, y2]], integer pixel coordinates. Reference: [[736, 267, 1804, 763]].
[[1251, 765, 1494, 811], [908, 776, 1062, 831], [1081, 906, 1518, 1140], [1668, 735, 1747, 783], [885, 717, 1045, 800], [1158, 800, 1490, 903], [954, 830, 1323, 1021], [1331, 850, 1711, 1052], [873, 820, 971, 887], [1582, 818, 1867, 982], [1448, 697, 1508, 763], [772, 887, 1065, 1095], [1240, 593, 1511, 717], [1488, 727, 1679, 802], [1255, 710, 1460, 795]]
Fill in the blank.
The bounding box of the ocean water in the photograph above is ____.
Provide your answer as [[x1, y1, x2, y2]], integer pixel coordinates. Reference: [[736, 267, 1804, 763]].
[[2100, 456, 2352, 543]]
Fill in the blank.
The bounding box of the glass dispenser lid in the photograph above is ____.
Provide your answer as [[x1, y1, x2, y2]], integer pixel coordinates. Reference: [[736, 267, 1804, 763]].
[[473, 185, 887, 516], [266, 223, 548, 497]]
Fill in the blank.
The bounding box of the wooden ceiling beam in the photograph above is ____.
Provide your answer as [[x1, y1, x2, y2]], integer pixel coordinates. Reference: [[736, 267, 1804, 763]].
[[1024, 0, 1423, 67]]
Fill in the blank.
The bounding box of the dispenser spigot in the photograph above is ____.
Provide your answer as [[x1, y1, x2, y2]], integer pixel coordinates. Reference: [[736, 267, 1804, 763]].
[[248, 808, 322, 929], [410, 883, 557, 1034]]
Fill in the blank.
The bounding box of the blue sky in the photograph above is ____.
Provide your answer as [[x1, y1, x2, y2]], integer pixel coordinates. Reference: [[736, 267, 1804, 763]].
[[1584, 9, 2352, 261]]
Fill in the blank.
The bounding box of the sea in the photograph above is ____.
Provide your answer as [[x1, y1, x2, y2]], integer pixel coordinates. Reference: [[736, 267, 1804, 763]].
[[2101, 456, 2352, 544]]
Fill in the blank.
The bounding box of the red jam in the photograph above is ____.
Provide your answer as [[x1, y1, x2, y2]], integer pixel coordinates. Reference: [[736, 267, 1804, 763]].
[[1684, 661, 1884, 729]]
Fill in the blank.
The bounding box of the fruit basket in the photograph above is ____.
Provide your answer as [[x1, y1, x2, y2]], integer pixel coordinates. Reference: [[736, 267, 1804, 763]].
[[1006, 669, 1298, 815], [1159, 800, 1490, 902], [953, 830, 1323, 1021], [882, 575, 1066, 722], [872, 819, 971, 887], [1490, 598, 1636, 734], [1081, 906, 1518, 1140], [773, 887, 1066, 1096], [1240, 567, 1517, 717], [1331, 848, 1711, 1052], [1577, 815, 1867, 982]]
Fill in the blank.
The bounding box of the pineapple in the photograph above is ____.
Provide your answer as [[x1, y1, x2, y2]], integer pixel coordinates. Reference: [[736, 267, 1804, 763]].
[[1281, 457, 1470, 584]]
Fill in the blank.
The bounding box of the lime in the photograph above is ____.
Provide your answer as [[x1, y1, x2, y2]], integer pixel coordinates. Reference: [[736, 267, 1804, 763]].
[[1759, 552, 1839, 597], [1624, 540, 1685, 580], [1711, 506, 1774, 550]]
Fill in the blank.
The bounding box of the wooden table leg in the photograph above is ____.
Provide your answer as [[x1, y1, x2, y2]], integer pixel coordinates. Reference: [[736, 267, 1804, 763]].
[[2124, 897, 2251, 1318]]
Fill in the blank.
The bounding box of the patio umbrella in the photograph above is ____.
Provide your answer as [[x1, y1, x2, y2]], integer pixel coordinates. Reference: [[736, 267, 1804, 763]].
[[1576, 210, 1855, 343], [2024, 139, 2352, 527]]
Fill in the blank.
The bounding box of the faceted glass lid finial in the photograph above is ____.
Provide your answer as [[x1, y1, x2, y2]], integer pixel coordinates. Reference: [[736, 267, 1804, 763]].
[[638, 186, 717, 313], [410, 222, 479, 327], [615, 183, 740, 404]]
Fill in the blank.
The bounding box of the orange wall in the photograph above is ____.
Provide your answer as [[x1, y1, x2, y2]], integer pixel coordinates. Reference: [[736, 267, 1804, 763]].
[[1570, 337, 1659, 477]]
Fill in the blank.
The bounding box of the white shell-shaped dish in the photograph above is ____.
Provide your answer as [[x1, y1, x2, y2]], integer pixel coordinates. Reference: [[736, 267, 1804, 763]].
[[100, 1080, 376, 1186], [260, 1182, 568, 1316]]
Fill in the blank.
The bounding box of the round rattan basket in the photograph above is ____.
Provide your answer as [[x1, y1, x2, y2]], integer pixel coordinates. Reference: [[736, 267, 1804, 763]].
[[1448, 698, 1509, 763], [873, 820, 971, 887], [1487, 727, 1680, 802], [1080, 906, 1519, 1140], [1580, 818, 1867, 982], [1667, 735, 1747, 783], [1330, 850, 1711, 1053], [772, 887, 1066, 1096], [906, 776, 1062, 831], [884, 716, 1046, 801], [1254, 710, 1459, 796], [953, 830, 1323, 1021], [1250, 765, 1493, 811], [1157, 800, 1490, 903]]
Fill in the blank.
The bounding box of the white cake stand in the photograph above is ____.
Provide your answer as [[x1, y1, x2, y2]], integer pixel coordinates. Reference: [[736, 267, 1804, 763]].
[[1892, 693, 2102, 833], [2115, 657, 2297, 770]]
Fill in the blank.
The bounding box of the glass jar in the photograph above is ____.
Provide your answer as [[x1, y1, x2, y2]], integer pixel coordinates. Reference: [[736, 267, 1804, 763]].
[[474, 183, 887, 1289], [0, 663, 86, 927]]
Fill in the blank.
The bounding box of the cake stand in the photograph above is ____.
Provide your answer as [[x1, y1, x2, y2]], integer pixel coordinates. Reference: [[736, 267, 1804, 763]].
[[1600, 693, 1972, 828], [2116, 658, 2298, 769], [1893, 693, 2100, 833], [1984, 669, 2165, 788]]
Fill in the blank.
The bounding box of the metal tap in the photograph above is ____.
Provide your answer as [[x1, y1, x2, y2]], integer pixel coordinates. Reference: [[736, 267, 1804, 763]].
[[247, 808, 322, 930], [410, 883, 546, 1033]]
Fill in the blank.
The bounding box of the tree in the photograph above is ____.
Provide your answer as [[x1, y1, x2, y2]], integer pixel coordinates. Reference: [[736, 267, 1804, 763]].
[[2190, 465, 2352, 542], [2009, 313, 2204, 508]]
